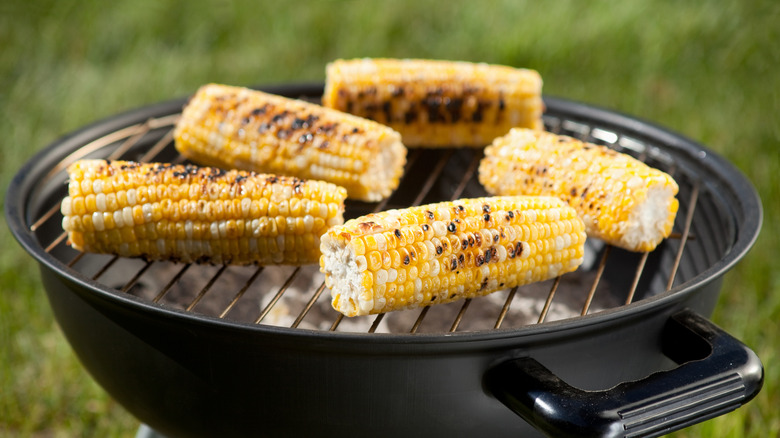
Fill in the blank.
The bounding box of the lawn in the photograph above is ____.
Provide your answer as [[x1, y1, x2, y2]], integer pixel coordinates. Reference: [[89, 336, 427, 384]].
[[1, 1, 778, 436]]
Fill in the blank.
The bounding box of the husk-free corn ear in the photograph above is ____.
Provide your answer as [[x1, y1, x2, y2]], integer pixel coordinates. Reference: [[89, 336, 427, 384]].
[[174, 83, 407, 202], [323, 58, 544, 148], [319, 196, 586, 317], [479, 128, 679, 252], [60, 159, 347, 265]]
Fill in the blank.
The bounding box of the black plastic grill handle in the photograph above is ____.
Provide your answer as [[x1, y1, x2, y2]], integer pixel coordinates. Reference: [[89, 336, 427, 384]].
[[485, 309, 763, 438]]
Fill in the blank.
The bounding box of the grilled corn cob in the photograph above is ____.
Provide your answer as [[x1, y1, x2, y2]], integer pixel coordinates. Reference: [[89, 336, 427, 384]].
[[174, 83, 407, 202], [320, 196, 586, 317], [322, 58, 544, 148], [60, 159, 347, 265], [479, 128, 679, 252]]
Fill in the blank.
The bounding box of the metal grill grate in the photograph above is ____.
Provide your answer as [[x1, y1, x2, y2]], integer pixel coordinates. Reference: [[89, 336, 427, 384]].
[[27, 91, 707, 335]]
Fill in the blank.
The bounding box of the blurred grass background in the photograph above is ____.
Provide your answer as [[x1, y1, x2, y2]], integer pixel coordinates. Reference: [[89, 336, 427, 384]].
[[1, 0, 777, 436]]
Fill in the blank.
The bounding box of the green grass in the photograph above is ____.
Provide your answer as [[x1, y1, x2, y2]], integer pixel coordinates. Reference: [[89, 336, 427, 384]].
[[1, 0, 778, 436]]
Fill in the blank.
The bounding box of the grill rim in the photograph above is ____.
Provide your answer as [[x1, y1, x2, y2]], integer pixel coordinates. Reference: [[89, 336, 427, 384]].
[[5, 83, 763, 347]]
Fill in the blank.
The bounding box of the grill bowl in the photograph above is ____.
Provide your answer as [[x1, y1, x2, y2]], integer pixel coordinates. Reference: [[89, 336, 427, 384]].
[[6, 84, 763, 437]]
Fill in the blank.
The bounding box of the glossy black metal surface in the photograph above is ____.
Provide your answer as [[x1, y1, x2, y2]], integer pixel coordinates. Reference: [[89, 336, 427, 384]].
[[5, 84, 763, 437]]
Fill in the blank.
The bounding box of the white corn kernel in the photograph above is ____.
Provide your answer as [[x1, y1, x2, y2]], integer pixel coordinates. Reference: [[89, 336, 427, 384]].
[[126, 189, 137, 206], [61, 197, 72, 215]]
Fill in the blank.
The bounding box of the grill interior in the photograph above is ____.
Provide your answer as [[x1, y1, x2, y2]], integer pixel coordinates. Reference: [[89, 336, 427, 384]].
[[25, 89, 732, 335]]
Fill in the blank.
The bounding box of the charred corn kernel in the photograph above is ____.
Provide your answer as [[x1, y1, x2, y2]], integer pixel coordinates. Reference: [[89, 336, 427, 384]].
[[322, 58, 544, 148], [61, 159, 347, 265], [174, 83, 407, 202], [319, 196, 586, 317], [479, 128, 679, 252]]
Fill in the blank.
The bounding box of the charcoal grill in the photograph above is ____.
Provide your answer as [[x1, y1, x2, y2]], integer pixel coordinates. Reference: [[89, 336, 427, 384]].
[[6, 84, 763, 437]]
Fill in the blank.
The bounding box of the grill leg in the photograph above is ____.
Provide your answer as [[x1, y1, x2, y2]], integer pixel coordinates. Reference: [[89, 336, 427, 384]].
[[135, 424, 168, 438]]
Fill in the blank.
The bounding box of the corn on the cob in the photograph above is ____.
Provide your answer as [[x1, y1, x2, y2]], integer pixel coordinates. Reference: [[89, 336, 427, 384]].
[[479, 128, 679, 252], [60, 159, 347, 265], [322, 58, 544, 148], [174, 83, 407, 202], [319, 196, 586, 317]]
